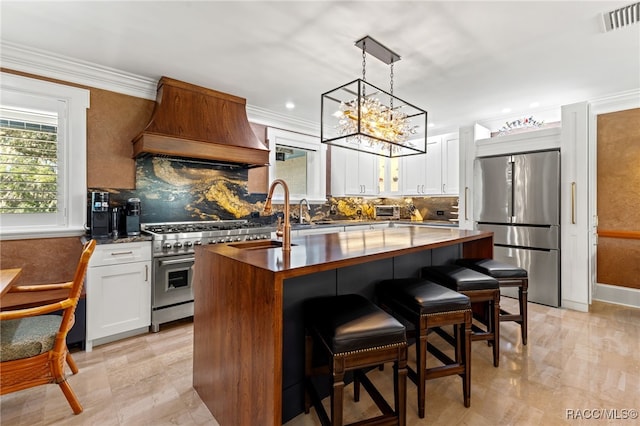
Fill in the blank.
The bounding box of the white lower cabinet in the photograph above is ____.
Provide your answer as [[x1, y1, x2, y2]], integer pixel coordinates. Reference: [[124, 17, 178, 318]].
[[86, 241, 151, 351]]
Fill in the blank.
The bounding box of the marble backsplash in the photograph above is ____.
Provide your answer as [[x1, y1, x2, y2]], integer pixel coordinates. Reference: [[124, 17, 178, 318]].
[[93, 157, 459, 225]]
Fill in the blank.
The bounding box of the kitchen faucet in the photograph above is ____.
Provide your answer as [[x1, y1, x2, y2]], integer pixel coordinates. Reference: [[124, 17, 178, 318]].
[[264, 179, 291, 251], [299, 198, 310, 224]]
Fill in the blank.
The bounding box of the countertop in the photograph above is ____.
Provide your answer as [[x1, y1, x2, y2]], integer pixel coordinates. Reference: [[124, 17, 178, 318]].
[[200, 226, 491, 276], [81, 234, 152, 244], [290, 219, 458, 230]]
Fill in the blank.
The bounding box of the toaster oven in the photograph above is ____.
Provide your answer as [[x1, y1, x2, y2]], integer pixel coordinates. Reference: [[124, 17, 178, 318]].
[[374, 205, 400, 220]]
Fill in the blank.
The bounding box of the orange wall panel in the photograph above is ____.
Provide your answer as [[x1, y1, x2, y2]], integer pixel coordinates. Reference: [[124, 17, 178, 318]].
[[596, 108, 640, 288], [1, 237, 83, 286]]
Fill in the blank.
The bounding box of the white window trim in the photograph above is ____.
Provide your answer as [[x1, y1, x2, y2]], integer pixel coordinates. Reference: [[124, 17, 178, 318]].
[[267, 127, 326, 204], [1, 72, 89, 240]]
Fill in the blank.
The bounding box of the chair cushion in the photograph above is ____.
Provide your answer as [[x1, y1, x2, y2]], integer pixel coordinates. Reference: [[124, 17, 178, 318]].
[[456, 258, 528, 279], [378, 278, 471, 315], [0, 315, 62, 362], [305, 294, 406, 354], [421, 265, 499, 291]]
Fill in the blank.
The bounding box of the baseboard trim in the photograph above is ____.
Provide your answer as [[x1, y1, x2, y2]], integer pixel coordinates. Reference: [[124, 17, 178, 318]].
[[561, 299, 589, 312], [593, 283, 640, 309]]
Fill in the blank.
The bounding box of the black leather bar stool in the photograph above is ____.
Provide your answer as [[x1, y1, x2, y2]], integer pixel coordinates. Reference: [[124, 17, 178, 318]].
[[456, 258, 529, 345], [377, 278, 472, 419], [304, 294, 408, 426], [421, 265, 501, 367]]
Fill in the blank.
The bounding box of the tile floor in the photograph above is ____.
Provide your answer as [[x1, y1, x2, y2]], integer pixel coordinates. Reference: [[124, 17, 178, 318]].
[[1, 299, 639, 425]]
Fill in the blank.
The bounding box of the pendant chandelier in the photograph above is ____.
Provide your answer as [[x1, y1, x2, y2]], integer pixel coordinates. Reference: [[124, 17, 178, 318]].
[[321, 35, 427, 157]]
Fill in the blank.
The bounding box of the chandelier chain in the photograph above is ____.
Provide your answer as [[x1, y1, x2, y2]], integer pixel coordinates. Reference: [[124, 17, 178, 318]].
[[361, 40, 367, 82], [390, 62, 394, 110]]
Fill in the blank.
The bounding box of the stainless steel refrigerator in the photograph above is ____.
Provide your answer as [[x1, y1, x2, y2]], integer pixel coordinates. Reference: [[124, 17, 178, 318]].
[[474, 150, 560, 307]]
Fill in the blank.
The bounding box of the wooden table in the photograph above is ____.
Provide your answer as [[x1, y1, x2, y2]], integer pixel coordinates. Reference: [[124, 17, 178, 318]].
[[1, 268, 22, 297]]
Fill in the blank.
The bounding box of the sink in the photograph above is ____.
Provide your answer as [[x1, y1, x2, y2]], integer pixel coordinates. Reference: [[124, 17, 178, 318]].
[[227, 240, 296, 250]]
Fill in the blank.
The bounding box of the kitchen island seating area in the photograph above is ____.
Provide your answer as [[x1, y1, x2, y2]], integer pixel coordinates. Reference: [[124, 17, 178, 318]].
[[455, 258, 529, 345], [420, 265, 501, 368], [303, 294, 408, 426], [376, 278, 472, 419], [192, 227, 497, 425]]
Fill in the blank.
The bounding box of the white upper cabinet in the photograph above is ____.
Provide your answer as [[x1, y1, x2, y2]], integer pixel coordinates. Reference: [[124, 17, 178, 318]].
[[401, 133, 457, 196], [442, 133, 459, 195], [330, 132, 458, 198], [331, 146, 379, 196], [378, 156, 401, 197], [424, 137, 444, 194]]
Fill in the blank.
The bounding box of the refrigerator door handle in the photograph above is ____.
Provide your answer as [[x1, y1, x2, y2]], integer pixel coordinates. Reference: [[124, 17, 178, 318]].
[[508, 158, 515, 223], [571, 182, 576, 224], [464, 187, 469, 220]]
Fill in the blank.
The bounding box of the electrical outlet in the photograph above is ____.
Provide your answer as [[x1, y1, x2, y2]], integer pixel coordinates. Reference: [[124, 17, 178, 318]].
[[436, 210, 444, 216]]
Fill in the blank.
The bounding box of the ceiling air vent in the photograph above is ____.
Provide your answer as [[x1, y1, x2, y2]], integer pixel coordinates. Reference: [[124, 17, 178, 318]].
[[602, 2, 640, 31]]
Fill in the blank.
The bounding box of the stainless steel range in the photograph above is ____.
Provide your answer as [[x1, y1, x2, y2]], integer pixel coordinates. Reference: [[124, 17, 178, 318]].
[[142, 220, 274, 332]]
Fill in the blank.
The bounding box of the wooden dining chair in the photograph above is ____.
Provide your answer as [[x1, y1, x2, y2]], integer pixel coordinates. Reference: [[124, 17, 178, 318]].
[[0, 239, 96, 414]]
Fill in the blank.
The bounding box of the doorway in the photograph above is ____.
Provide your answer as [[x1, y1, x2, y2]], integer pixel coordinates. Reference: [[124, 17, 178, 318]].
[[595, 108, 640, 292]]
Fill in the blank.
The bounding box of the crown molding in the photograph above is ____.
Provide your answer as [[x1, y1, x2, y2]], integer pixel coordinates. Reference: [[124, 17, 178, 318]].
[[589, 89, 640, 115], [246, 104, 320, 136], [1, 41, 321, 134], [1, 41, 158, 100]]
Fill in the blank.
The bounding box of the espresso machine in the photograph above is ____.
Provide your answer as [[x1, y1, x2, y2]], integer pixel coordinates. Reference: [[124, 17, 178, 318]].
[[88, 191, 110, 238], [125, 198, 141, 236]]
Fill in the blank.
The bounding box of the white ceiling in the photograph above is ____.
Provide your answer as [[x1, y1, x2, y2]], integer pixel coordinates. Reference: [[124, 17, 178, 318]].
[[1, 1, 639, 134]]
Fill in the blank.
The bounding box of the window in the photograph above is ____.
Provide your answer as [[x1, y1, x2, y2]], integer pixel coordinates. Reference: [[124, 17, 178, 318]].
[[0, 72, 89, 239], [267, 127, 326, 203], [1, 110, 59, 214]]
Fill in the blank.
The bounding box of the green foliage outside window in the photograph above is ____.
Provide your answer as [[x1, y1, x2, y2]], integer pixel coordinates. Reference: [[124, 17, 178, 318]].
[[0, 119, 58, 214]]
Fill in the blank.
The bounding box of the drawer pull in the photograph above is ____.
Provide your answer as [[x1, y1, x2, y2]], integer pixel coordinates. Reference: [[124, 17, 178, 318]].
[[159, 257, 195, 266], [110, 251, 134, 256]]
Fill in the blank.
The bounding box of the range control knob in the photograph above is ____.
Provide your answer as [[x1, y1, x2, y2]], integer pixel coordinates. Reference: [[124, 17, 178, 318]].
[[173, 242, 183, 248], [162, 243, 172, 250], [194, 240, 202, 246], [184, 241, 194, 247], [218, 238, 226, 243], [235, 236, 242, 242]]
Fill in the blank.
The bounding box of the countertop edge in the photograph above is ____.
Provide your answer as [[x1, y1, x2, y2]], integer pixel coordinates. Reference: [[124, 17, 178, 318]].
[[199, 227, 492, 277]]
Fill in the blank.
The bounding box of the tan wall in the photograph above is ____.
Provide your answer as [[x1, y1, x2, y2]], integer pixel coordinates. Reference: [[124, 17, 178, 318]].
[[87, 88, 155, 188], [596, 107, 640, 289], [0, 237, 83, 286]]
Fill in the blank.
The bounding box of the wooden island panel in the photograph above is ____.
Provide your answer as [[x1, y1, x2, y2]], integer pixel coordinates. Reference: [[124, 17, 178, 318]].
[[193, 227, 493, 425]]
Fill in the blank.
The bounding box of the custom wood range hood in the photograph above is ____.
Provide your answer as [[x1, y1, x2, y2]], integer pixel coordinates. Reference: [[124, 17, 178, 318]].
[[132, 77, 269, 168]]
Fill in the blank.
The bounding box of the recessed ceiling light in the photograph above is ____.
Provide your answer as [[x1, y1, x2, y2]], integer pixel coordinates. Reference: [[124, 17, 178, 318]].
[[529, 102, 540, 108], [428, 122, 435, 128], [501, 108, 512, 113], [285, 102, 295, 109]]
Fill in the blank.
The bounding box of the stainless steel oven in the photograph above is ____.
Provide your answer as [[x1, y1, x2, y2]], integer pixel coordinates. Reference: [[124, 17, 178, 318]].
[[152, 254, 195, 332], [142, 220, 274, 332]]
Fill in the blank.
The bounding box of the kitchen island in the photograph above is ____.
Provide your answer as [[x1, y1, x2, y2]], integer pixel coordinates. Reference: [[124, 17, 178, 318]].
[[192, 226, 493, 425]]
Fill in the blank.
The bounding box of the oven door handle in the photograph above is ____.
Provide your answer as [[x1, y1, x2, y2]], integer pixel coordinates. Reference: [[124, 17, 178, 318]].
[[159, 257, 195, 266]]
